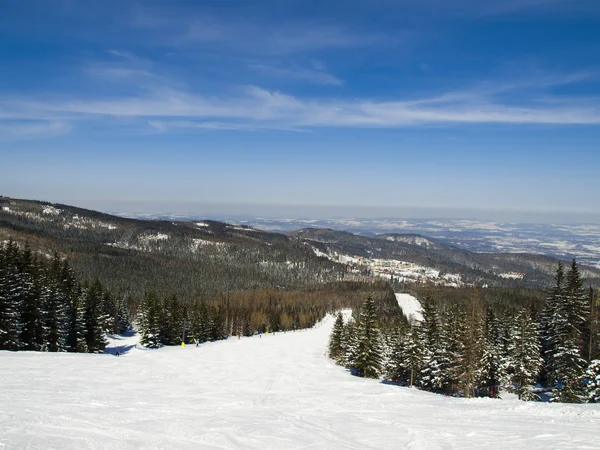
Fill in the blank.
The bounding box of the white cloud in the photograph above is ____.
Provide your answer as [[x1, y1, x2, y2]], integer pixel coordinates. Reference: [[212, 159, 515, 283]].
[[0, 120, 71, 140], [1, 64, 599, 136], [249, 63, 343, 86]]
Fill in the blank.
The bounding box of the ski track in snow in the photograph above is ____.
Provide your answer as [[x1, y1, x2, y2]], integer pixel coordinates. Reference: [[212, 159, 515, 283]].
[[1, 316, 599, 449]]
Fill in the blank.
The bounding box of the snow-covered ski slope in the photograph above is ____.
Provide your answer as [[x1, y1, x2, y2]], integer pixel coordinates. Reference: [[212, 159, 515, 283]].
[[395, 293, 424, 322], [1, 316, 599, 449]]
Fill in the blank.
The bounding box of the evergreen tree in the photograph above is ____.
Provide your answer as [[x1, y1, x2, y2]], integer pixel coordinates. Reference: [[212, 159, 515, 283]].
[[69, 287, 88, 353], [506, 309, 542, 400], [82, 280, 107, 353], [585, 287, 598, 363], [475, 309, 506, 397], [138, 291, 163, 348], [419, 296, 450, 393], [115, 296, 131, 334], [161, 295, 184, 345], [18, 246, 44, 350], [0, 241, 21, 350], [582, 359, 600, 403], [64, 264, 87, 353], [547, 261, 588, 402], [199, 302, 212, 342], [352, 296, 383, 378], [386, 328, 406, 382], [100, 290, 116, 334], [41, 254, 68, 352], [343, 319, 359, 369], [540, 261, 565, 385], [387, 325, 423, 386], [328, 311, 345, 362], [446, 302, 485, 398]]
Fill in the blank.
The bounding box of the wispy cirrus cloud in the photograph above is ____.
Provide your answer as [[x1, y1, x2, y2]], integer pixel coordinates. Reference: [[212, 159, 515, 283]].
[[0, 120, 71, 140], [248, 62, 343, 86], [1, 46, 599, 137], [132, 7, 384, 55], [3, 77, 600, 135]]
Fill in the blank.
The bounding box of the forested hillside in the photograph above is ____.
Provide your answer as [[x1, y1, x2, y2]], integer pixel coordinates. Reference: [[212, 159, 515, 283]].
[[0, 197, 346, 299], [287, 228, 600, 288], [330, 260, 600, 403], [0, 197, 400, 350]]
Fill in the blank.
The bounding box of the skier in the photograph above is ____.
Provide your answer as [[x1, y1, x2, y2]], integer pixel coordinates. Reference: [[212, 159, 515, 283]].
[[195, 338, 199, 347], [116, 346, 120, 357]]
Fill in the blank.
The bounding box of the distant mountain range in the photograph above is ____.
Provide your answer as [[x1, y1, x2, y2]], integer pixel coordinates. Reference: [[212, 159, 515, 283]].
[[286, 228, 600, 288], [2, 197, 599, 291], [108, 213, 600, 271]]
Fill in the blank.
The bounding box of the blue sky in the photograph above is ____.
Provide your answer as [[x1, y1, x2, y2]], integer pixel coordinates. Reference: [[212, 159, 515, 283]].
[[1, 0, 600, 222]]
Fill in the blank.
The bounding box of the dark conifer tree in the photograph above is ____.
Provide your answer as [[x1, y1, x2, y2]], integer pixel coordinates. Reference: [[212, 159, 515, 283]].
[[138, 291, 163, 348], [41, 254, 67, 352], [353, 296, 383, 378], [0, 241, 21, 350], [82, 280, 107, 353], [18, 245, 44, 350], [328, 311, 345, 363]]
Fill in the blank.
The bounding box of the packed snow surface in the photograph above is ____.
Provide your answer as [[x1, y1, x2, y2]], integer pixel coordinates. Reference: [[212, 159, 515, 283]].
[[1, 317, 599, 449], [395, 293, 424, 322]]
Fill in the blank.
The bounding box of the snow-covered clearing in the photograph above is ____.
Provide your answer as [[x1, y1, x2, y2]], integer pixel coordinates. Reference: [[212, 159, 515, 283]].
[[395, 293, 424, 322], [1, 316, 599, 449]]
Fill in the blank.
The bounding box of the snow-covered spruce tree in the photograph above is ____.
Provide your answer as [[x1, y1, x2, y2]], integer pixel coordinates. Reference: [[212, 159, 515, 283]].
[[387, 325, 423, 386], [586, 287, 599, 364], [100, 290, 116, 334], [82, 280, 107, 353], [67, 286, 88, 353], [380, 325, 399, 372], [540, 261, 565, 384], [446, 301, 485, 398], [328, 311, 345, 363], [188, 301, 203, 343], [40, 254, 68, 352], [0, 240, 22, 350], [548, 260, 589, 403], [506, 309, 543, 400], [138, 290, 163, 348], [351, 296, 383, 378], [115, 296, 131, 334], [419, 296, 450, 393], [476, 309, 507, 397], [582, 359, 600, 403], [344, 319, 360, 369], [18, 245, 45, 351], [386, 328, 406, 382], [161, 294, 185, 345]]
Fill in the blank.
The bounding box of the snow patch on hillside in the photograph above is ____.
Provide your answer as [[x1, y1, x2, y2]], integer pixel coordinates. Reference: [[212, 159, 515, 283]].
[[395, 293, 424, 322], [42, 206, 62, 215], [499, 272, 525, 280], [311, 246, 329, 258], [141, 233, 169, 242]]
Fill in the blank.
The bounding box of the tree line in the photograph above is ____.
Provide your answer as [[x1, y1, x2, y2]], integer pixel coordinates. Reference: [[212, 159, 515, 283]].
[[136, 281, 400, 348], [329, 260, 599, 403], [0, 240, 130, 353]]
